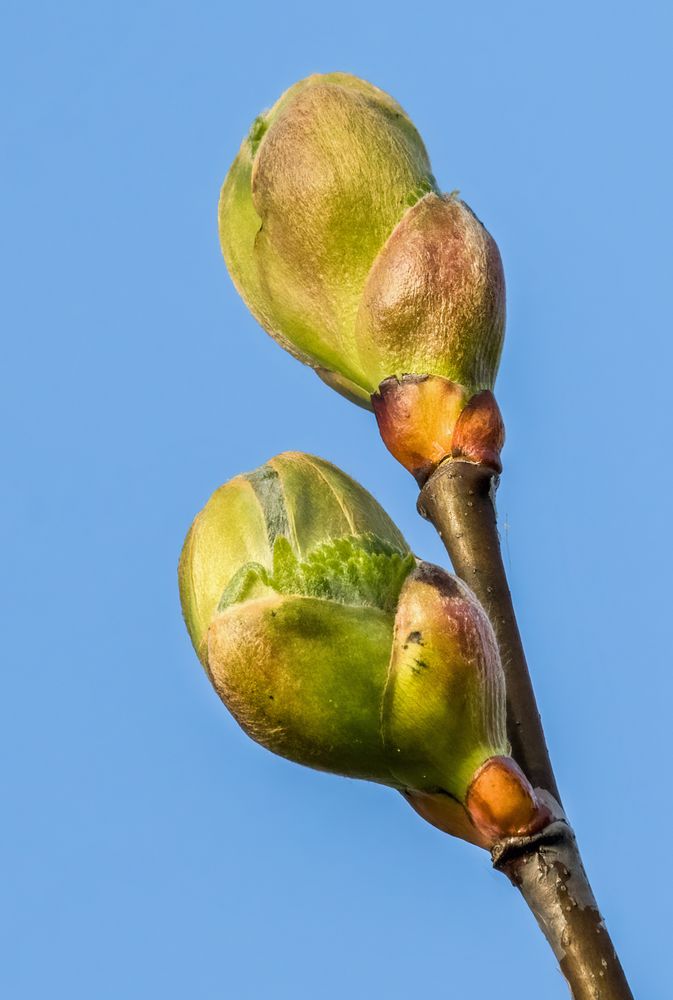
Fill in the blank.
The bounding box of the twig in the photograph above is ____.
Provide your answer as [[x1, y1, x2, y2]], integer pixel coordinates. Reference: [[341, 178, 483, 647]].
[[417, 459, 633, 999]]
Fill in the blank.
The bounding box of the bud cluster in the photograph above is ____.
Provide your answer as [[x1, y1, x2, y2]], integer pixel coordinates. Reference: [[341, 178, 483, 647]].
[[179, 76, 549, 851]]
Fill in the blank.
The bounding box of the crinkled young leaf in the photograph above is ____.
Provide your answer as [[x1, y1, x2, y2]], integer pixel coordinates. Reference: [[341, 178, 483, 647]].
[[178, 451, 410, 662], [218, 535, 415, 614]]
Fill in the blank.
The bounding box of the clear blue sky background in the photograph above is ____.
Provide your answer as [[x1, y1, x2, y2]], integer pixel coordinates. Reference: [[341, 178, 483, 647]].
[[2, 2, 671, 997]]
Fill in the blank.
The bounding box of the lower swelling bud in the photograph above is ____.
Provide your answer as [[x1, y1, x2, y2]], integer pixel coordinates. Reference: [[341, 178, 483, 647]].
[[179, 453, 548, 847]]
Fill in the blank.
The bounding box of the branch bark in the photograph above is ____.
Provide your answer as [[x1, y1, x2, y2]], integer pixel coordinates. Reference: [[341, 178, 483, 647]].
[[417, 459, 633, 999], [493, 823, 633, 1000], [417, 460, 558, 799]]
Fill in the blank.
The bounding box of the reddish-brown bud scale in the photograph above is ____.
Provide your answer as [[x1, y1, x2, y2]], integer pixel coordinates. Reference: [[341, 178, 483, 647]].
[[372, 374, 504, 484], [372, 375, 468, 484], [402, 789, 491, 849], [451, 390, 505, 471], [465, 755, 552, 844]]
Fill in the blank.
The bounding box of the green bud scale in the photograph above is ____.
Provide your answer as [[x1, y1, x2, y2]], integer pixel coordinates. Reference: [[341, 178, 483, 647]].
[[179, 453, 549, 845], [219, 74, 505, 411]]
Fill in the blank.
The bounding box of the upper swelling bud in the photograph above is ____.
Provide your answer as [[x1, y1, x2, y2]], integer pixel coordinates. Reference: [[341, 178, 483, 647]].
[[178, 453, 549, 846], [219, 74, 505, 410]]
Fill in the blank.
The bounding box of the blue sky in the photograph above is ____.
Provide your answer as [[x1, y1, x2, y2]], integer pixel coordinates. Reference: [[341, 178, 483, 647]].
[[2, 2, 671, 996]]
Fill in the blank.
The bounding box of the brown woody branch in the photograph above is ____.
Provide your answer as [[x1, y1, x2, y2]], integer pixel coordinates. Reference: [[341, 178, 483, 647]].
[[416, 459, 633, 1000]]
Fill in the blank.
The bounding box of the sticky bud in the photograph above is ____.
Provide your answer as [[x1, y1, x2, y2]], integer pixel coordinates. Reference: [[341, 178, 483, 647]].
[[219, 74, 505, 412], [178, 453, 548, 847]]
